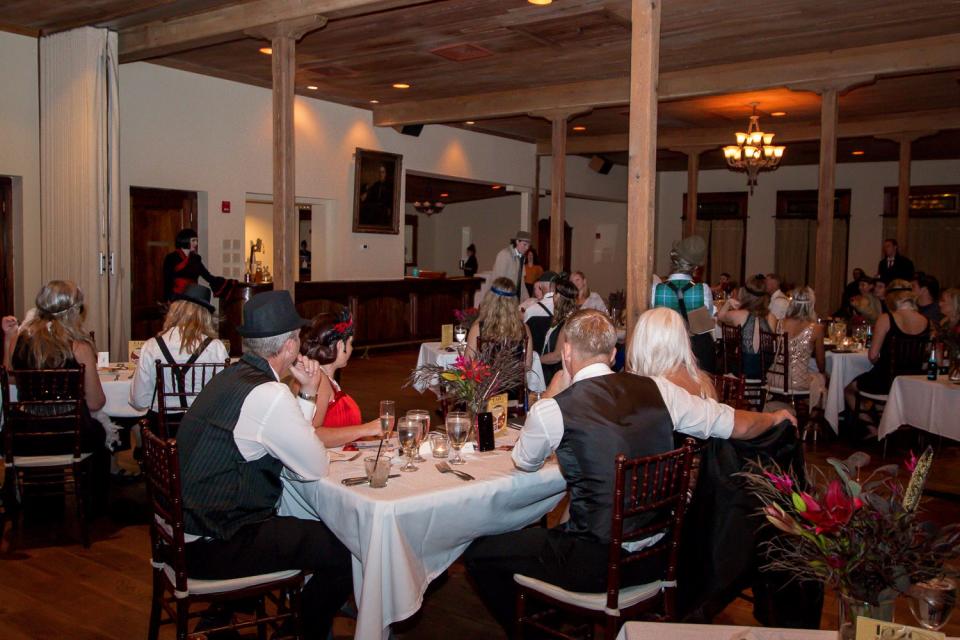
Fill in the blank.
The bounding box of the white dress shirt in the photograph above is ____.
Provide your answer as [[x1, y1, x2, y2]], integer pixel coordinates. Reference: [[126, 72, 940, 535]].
[[512, 362, 734, 472], [491, 245, 529, 301], [769, 289, 790, 320], [651, 274, 715, 315], [579, 291, 608, 314], [129, 328, 230, 411], [522, 292, 555, 320]]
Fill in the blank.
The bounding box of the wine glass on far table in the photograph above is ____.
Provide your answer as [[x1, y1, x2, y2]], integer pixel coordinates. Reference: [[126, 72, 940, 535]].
[[406, 409, 430, 462], [397, 417, 420, 472], [446, 411, 471, 465], [909, 578, 957, 630], [454, 324, 467, 352], [379, 400, 396, 450]]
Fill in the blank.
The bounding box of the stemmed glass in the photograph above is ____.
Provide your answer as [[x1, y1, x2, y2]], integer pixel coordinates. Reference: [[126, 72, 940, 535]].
[[454, 324, 467, 352], [379, 400, 396, 450], [446, 411, 471, 465], [909, 578, 957, 630], [396, 417, 420, 472], [406, 409, 430, 462]]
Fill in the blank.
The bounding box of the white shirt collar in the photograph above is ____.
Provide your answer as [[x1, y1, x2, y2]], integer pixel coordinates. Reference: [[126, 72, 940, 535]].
[[667, 273, 693, 281], [571, 362, 614, 383], [268, 364, 281, 381]]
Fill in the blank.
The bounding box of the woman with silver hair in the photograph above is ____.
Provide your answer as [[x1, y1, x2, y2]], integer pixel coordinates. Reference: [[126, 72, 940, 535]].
[[766, 287, 827, 409], [627, 307, 717, 400]]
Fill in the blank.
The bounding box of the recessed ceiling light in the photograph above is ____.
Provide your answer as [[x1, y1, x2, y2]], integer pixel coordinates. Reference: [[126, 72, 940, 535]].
[[259, 47, 273, 55], [440, 192, 449, 197], [851, 150, 865, 156], [392, 83, 411, 89], [465, 121, 476, 125], [770, 111, 787, 117], [306, 85, 318, 90], [492, 185, 502, 190], [528, 0, 553, 5], [572, 125, 587, 132], [369, 99, 380, 104]]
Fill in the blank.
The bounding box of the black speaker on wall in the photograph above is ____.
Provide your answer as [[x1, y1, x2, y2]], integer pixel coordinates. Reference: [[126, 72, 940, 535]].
[[395, 124, 424, 137], [589, 155, 614, 175]]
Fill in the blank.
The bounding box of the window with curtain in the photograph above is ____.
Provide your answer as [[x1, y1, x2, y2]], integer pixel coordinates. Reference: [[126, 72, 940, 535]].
[[882, 186, 960, 287], [683, 192, 748, 285], [774, 190, 850, 312]]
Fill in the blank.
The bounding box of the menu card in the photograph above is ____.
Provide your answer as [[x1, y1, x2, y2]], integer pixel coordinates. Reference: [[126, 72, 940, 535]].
[[486, 393, 509, 434], [856, 617, 943, 640], [440, 324, 454, 347]]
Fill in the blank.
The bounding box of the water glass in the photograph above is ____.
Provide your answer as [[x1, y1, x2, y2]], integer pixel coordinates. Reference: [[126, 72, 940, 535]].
[[446, 411, 471, 465], [396, 417, 420, 472], [909, 578, 956, 630], [364, 456, 392, 488], [406, 409, 430, 463], [454, 324, 467, 344]]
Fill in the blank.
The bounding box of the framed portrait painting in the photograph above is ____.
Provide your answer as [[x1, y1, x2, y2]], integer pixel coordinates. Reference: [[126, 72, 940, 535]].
[[353, 148, 402, 234]]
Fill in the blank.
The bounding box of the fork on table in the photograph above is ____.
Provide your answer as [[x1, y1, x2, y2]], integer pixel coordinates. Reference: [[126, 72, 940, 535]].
[[435, 461, 474, 481]]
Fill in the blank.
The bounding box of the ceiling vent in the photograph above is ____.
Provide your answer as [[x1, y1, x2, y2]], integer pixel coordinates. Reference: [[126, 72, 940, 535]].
[[429, 43, 494, 62]]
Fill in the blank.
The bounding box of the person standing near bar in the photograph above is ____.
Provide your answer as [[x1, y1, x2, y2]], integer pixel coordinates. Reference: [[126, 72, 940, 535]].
[[162, 228, 232, 303], [491, 230, 531, 302]]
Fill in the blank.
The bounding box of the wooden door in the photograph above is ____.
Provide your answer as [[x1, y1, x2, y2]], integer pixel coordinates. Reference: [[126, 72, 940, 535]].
[[537, 218, 573, 274], [0, 177, 13, 317], [130, 187, 197, 339]]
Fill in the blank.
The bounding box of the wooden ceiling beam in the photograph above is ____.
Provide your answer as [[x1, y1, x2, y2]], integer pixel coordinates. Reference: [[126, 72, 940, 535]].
[[536, 108, 960, 155], [373, 33, 960, 127], [118, 0, 423, 63]]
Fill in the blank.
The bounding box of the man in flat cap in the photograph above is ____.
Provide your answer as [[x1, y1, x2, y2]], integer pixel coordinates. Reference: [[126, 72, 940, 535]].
[[491, 230, 532, 301], [652, 235, 717, 373]]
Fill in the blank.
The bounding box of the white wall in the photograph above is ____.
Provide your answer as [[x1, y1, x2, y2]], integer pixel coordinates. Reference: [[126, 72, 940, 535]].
[[655, 159, 960, 279], [0, 32, 40, 314]]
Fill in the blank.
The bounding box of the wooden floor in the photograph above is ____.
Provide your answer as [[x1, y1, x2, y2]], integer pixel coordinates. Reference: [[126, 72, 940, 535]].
[[2, 347, 958, 639]]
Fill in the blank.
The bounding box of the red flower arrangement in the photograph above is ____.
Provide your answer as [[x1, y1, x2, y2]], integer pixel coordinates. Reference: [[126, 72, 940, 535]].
[[453, 307, 479, 327]]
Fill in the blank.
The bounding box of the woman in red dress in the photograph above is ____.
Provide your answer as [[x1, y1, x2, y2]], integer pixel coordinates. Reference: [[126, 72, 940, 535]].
[[299, 311, 378, 434]]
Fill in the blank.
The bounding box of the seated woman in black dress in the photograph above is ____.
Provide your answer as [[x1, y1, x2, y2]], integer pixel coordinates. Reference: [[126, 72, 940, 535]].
[[7, 280, 108, 458], [539, 278, 580, 385], [845, 279, 931, 418], [717, 275, 773, 380]]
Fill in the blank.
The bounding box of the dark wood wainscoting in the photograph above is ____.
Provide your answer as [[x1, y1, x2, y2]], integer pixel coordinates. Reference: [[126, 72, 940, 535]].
[[295, 277, 482, 347], [220, 282, 273, 357]]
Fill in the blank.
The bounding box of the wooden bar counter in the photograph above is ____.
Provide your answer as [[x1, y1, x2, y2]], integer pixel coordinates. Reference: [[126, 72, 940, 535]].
[[294, 277, 482, 348]]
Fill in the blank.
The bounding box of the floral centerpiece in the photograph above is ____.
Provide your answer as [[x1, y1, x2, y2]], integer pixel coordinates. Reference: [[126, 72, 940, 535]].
[[407, 342, 526, 415], [741, 448, 960, 639], [453, 307, 479, 329]]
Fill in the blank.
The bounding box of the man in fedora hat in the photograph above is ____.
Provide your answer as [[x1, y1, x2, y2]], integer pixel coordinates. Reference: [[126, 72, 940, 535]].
[[652, 235, 717, 373], [175, 290, 355, 638], [492, 230, 532, 301]]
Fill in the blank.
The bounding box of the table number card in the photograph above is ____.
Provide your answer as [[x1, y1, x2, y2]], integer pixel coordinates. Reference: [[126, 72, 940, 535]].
[[486, 393, 509, 434], [97, 351, 110, 368], [440, 324, 453, 347], [128, 340, 146, 362], [856, 617, 943, 640]]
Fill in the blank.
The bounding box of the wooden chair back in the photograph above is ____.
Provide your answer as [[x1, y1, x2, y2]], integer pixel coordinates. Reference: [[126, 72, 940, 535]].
[[142, 427, 190, 595], [1, 366, 85, 462], [606, 440, 699, 614], [760, 329, 789, 392], [720, 324, 744, 376], [888, 335, 932, 378], [155, 359, 230, 438], [709, 373, 746, 409]]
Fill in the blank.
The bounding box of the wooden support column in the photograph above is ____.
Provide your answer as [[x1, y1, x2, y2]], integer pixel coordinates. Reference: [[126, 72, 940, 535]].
[[247, 16, 325, 291], [531, 154, 541, 237], [625, 0, 661, 338], [671, 145, 714, 238], [875, 132, 935, 254], [813, 88, 839, 318]]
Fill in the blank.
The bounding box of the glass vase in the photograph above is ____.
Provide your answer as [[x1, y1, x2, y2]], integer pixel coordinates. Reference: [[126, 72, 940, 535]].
[[838, 593, 896, 640], [949, 356, 960, 383]]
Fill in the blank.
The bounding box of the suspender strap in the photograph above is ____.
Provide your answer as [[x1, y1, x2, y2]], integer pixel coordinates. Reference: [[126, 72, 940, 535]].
[[666, 280, 694, 322], [537, 302, 551, 316], [156, 335, 213, 409]]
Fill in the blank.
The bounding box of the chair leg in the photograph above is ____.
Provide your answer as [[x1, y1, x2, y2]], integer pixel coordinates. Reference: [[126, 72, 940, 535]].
[[257, 596, 268, 640], [148, 572, 163, 640], [175, 600, 190, 640], [289, 585, 304, 640], [604, 615, 619, 640], [73, 463, 90, 548], [515, 589, 527, 640]]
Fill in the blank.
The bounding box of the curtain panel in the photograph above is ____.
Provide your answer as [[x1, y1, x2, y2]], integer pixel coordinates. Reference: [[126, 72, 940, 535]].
[[40, 28, 121, 358]]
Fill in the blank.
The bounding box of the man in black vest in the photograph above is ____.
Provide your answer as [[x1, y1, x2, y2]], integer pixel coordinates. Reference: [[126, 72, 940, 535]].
[[464, 309, 796, 633], [177, 291, 364, 639]]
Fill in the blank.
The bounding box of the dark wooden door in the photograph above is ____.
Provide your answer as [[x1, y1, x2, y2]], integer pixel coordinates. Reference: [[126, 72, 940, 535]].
[[0, 177, 13, 318], [537, 218, 573, 274], [130, 187, 197, 339]]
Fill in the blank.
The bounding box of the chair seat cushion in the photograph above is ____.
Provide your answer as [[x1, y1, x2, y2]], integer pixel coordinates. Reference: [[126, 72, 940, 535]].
[[11, 452, 92, 468], [858, 391, 889, 402], [513, 573, 670, 614], [766, 387, 811, 396], [156, 563, 301, 598]]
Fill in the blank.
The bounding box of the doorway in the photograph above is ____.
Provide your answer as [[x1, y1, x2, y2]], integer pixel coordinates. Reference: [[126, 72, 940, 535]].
[[0, 177, 13, 317], [129, 187, 198, 339]]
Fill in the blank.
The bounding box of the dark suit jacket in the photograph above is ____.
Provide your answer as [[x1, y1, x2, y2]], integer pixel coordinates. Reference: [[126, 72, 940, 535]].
[[877, 254, 914, 283]]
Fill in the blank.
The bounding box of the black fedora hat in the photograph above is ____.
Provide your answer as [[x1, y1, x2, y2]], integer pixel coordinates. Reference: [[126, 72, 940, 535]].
[[173, 283, 215, 313], [238, 290, 310, 338]]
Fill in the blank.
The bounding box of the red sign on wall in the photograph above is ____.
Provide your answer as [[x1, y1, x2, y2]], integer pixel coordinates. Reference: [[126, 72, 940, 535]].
[[221, 200, 231, 213]]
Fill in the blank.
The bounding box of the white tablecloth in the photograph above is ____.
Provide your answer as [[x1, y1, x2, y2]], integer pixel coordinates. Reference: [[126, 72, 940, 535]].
[[8, 364, 145, 419], [414, 341, 547, 393], [617, 622, 838, 640], [818, 350, 872, 433], [879, 375, 960, 442], [279, 431, 566, 640]]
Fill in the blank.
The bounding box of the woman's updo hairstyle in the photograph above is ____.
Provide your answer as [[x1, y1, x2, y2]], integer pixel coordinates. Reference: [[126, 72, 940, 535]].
[[300, 310, 354, 365]]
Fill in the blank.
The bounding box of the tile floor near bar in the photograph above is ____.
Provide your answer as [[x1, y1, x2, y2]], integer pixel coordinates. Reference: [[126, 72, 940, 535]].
[[1, 348, 958, 639]]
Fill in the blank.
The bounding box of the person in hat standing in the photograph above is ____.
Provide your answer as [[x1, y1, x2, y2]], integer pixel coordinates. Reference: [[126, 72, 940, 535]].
[[491, 230, 532, 302], [175, 291, 355, 639], [129, 283, 230, 418], [162, 228, 232, 302], [652, 235, 717, 373]]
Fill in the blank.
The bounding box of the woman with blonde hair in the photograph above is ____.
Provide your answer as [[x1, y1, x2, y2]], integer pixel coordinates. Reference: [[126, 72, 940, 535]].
[[8, 280, 107, 456], [467, 276, 534, 371], [627, 307, 717, 400], [767, 287, 826, 408], [939, 288, 960, 332], [130, 284, 229, 414]]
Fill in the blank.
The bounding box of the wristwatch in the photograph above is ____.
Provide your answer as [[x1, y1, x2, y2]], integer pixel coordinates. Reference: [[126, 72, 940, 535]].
[[298, 390, 317, 401]]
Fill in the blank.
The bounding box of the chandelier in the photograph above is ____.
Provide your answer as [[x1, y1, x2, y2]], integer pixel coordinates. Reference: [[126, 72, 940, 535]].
[[722, 105, 786, 194], [412, 198, 445, 215]]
